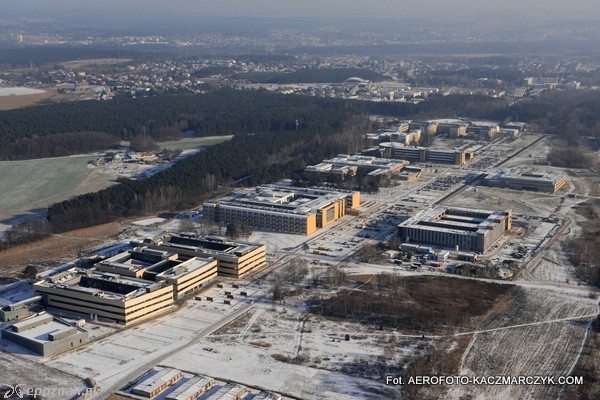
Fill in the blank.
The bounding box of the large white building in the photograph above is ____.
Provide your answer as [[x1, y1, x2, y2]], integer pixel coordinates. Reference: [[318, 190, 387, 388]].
[[398, 206, 512, 253], [485, 170, 567, 193], [203, 183, 360, 235]]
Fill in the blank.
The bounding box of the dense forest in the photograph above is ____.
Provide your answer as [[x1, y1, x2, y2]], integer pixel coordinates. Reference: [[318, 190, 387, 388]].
[[46, 102, 368, 232], [3, 88, 600, 244], [4, 87, 597, 161], [493, 90, 600, 138], [232, 68, 387, 83], [0, 132, 119, 160], [0, 90, 358, 159]]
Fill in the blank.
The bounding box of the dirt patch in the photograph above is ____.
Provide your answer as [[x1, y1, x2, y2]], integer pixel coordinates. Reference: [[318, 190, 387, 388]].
[[0, 222, 122, 276], [59, 58, 132, 68], [310, 275, 514, 334], [0, 89, 55, 110], [404, 335, 473, 400]]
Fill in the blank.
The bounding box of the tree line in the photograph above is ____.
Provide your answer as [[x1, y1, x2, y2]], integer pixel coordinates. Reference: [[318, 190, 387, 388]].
[[45, 104, 368, 233], [0, 89, 359, 159], [232, 67, 388, 83]]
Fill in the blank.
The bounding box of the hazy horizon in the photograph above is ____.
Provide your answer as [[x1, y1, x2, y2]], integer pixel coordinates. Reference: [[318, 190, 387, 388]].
[[4, 0, 600, 20]]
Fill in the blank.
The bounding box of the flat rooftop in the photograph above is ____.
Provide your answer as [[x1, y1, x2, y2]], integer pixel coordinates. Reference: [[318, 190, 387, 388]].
[[400, 206, 510, 235], [155, 234, 262, 257], [487, 169, 566, 183], [6, 314, 85, 345], [205, 184, 356, 216], [36, 268, 167, 301], [132, 368, 182, 395]]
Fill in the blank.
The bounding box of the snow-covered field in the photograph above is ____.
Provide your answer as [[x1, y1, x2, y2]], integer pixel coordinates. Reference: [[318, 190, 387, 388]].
[[449, 288, 598, 400], [0, 87, 46, 96], [162, 303, 412, 399]]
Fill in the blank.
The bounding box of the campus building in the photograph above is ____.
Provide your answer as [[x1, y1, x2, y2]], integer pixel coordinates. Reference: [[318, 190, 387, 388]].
[[398, 206, 512, 253], [379, 143, 474, 165], [304, 154, 407, 182], [143, 234, 267, 279], [95, 247, 218, 299], [1, 313, 89, 357], [32, 236, 266, 324], [484, 170, 567, 193], [203, 184, 360, 236], [34, 267, 176, 325]]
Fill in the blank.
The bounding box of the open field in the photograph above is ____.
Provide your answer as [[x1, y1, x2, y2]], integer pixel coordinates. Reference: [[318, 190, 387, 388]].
[[0, 222, 122, 275], [157, 135, 233, 151], [446, 287, 598, 400], [0, 155, 95, 221], [0, 352, 86, 400], [59, 58, 133, 68], [0, 88, 55, 110]]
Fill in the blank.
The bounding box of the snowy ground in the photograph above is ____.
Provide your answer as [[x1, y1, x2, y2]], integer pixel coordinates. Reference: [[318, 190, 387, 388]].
[[162, 302, 412, 399], [131, 218, 166, 226], [448, 288, 598, 400], [0, 87, 46, 96]]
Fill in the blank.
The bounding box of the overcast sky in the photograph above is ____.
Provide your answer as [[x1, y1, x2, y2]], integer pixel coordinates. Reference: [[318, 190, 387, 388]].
[[4, 0, 600, 19]]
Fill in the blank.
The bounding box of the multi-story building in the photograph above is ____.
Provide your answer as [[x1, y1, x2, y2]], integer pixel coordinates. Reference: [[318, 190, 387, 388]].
[[94, 247, 218, 300], [34, 268, 176, 325], [398, 206, 512, 253], [143, 234, 267, 279], [203, 184, 360, 236], [304, 154, 407, 182], [379, 143, 473, 165], [484, 170, 567, 193]]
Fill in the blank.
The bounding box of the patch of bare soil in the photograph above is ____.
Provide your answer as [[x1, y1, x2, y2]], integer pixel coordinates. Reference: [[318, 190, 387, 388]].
[[0, 222, 122, 276]]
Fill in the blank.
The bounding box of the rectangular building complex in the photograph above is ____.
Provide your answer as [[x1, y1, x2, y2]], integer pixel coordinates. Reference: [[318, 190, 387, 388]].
[[398, 206, 512, 253], [485, 170, 567, 193], [1, 313, 89, 357], [144, 234, 267, 279], [34, 268, 175, 325], [203, 184, 360, 236], [379, 143, 472, 165], [166, 376, 215, 400], [305, 154, 407, 181]]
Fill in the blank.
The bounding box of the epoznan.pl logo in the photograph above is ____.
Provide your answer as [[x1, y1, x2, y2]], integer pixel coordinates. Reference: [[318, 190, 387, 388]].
[[2, 385, 24, 399], [2, 384, 101, 399]]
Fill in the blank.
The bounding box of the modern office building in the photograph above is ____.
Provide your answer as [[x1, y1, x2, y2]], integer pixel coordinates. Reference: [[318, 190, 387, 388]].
[[143, 234, 267, 279], [398, 206, 512, 253], [203, 184, 360, 236], [304, 154, 407, 181], [1, 313, 89, 357], [467, 121, 501, 141], [379, 142, 473, 165], [34, 267, 176, 325], [485, 170, 567, 193], [32, 237, 266, 324], [95, 247, 218, 300]]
